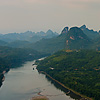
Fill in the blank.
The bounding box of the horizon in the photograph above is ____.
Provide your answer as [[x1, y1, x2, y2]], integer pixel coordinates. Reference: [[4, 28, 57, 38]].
[[0, 0, 100, 34], [0, 24, 99, 35]]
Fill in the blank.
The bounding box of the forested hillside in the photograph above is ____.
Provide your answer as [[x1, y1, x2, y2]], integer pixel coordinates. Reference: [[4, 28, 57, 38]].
[[0, 25, 100, 54], [31, 26, 97, 53], [0, 46, 48, 87], [37, 50, 100, 100], [80, 25, 99, 39]]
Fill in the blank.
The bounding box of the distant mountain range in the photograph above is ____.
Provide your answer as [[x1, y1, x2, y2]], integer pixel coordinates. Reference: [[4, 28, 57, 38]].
[[0, 25, 100, 53], [30, 25, 100, 53], [0, 29, 58, 43]]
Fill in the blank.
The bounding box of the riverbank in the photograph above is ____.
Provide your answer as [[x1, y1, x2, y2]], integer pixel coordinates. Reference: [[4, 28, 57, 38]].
[[0, 60, 73, 100], [39, 71, 93, 100], [31, 96, 49, 100]]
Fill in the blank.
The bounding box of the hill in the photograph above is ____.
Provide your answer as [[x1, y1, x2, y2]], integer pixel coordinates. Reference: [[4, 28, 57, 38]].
[[0, 40, 7, 46], [31, 26, 92, 53], [7, 40, 31, 48], [66, 27, 91, 50], [0, 25, 99, 53], [80, 25, 100, 39], [37, 50, 100, 100], [30, 27, 69, 54], [0, 46, 48, 87]]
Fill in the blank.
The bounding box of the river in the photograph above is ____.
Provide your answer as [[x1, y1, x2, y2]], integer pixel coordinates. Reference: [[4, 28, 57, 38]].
[[0, 60, 74, 100]]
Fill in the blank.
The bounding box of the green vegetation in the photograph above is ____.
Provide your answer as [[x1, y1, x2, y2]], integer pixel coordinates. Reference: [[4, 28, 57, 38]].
[[31, 33, 67, 54], [80, 25, 99, 40], [0, 25, 100, 99], [0, 46, 48, 87], [65, 27, 91, 50], [31, 27, 92, 53], [37, 50, 100, 100]]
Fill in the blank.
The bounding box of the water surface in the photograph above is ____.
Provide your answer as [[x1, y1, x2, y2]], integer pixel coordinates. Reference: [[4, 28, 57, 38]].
[[0, 60, 74, 100]]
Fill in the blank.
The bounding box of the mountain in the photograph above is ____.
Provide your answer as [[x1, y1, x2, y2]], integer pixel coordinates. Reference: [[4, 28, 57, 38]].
[[0, 30, 58, 43], [80, 25, 100, 39], [29, 27, 69, 54], [7, 40, 31, 48], [91, 36, 100, 50], [0, 25, 99, 53], [30, 26, 92, 53], [45, 29, 58, 38], [61, 27, 69, 34], [0, 40, 7, 46], [0, 31, 35, 42], [30, 30, 58, 42], [66, 27, 91, 50]]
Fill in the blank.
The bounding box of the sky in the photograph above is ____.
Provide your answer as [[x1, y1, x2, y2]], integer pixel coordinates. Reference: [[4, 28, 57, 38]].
[[0, 0, 100, 34]]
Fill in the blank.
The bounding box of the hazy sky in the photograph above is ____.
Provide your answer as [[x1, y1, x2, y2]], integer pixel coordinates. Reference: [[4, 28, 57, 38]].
[[0, 0, 100, 34]]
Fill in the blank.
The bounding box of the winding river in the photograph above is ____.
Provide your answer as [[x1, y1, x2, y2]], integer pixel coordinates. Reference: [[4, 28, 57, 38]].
[[0, 60, 74, 100]]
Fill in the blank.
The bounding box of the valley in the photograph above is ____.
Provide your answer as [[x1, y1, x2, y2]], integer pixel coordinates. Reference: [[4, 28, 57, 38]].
[[0, 25, 100, 100]]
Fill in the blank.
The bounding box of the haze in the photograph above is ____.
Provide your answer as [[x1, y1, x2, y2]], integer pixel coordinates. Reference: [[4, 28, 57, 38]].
[[0, 0, 100, 34]]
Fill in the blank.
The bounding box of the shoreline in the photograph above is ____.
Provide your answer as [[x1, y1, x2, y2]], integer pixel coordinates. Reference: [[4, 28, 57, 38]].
[[39, 71, 93, 100]]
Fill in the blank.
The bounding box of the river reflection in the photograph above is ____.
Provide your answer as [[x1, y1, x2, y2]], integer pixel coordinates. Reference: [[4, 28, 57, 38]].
[[0, 60, 74, 100]]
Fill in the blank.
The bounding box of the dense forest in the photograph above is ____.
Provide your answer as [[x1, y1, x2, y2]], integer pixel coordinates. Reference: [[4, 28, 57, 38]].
[[0, 46, 48, 87], [37, 50, 100, 100]]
